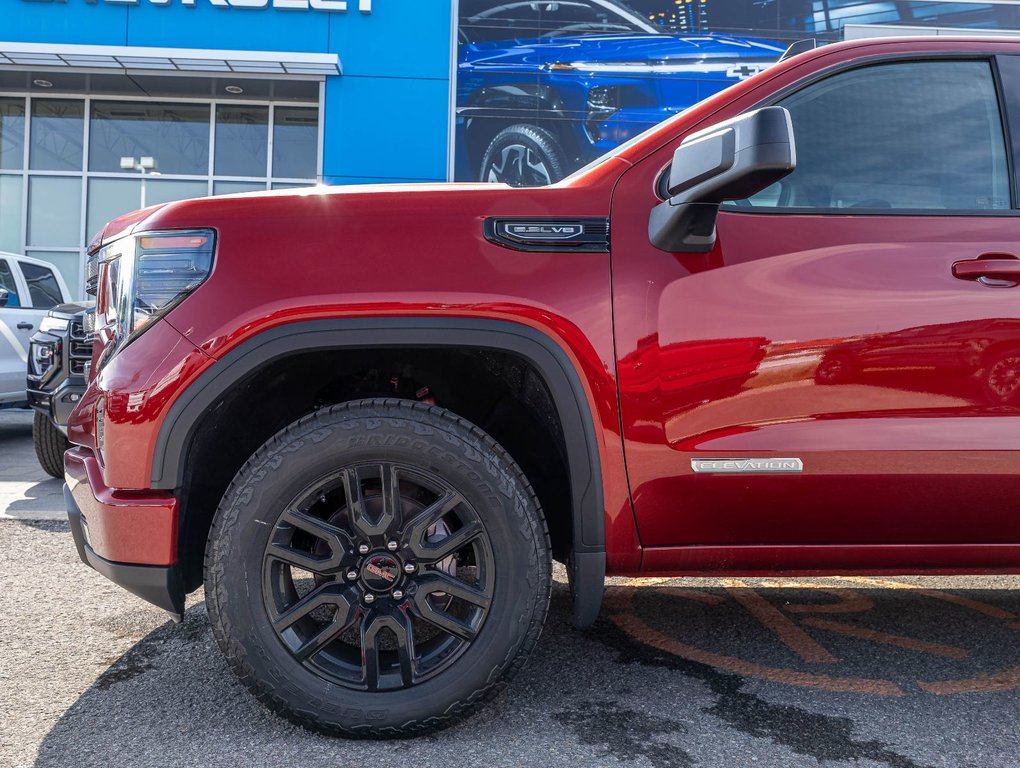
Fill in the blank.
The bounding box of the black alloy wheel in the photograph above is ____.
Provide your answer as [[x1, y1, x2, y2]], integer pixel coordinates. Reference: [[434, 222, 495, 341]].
[[262, 461, 494, 691], [205, 399, 551, 737]]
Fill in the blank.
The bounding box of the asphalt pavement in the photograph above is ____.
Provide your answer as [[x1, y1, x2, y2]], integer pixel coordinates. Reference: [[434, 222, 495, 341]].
[[2, 409, 1020, 768]]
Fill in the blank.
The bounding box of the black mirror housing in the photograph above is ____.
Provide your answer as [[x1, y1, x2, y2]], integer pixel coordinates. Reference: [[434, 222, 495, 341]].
[[649, 106, 796, 253]]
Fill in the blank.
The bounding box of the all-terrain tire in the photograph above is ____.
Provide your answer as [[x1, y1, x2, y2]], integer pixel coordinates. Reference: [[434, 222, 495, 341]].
[[479, 124, 568, 186], [204, 398, 552, 737], [33, 411, 69, 479]]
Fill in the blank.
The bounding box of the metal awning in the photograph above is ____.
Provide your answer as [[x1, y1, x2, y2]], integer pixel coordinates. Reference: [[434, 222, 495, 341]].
[[0, 41, 340, 77]]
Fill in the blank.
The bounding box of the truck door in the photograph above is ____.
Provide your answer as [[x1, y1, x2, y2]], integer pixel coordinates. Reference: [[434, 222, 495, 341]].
[[0, 257, 34, 402], [611, 56, 1020, 558]]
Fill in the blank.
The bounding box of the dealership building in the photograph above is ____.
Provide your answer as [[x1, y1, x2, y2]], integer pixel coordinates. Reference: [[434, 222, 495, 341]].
[[1, 0, 456, 295]]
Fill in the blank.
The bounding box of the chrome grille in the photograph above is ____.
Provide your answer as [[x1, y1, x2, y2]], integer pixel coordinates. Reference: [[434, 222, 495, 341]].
[[68, 319, 92, 377], [85, 252, 100, 296]]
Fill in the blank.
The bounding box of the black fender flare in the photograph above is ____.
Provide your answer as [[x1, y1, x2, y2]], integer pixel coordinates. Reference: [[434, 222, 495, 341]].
[[151, 317, 606, 627], [459, 84, 576, 158], [462, 84, 569, 120]]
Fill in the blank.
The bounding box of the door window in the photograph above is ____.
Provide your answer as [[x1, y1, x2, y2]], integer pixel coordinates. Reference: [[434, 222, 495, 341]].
[[19, 261, 62, 309], [735, 60, 1011, 212], [0, 259, 20, 308], [459, 0, 643, 42]]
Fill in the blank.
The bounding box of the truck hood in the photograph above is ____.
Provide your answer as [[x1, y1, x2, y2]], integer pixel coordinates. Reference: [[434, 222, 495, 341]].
[[460, 34, 785, 69], [49, 300, 95, 319], [88, 203, 169, 253], [91, 182, 525, 253], [135, 175, 619, 358]]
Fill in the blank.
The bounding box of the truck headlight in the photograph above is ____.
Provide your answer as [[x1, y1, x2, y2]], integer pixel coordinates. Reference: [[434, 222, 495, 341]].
[[29, 339, 59, 378], [585, 86, 622, 142], [97, 229, 215, 346]]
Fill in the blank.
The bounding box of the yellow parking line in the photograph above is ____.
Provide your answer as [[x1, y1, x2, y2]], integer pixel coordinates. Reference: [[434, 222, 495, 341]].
[[919, 665, 1020, 695], [801, 617, 969, 660], [834, 576, 1017, 621], [724, 579, 839, 664], [610, 609, 902, 696]]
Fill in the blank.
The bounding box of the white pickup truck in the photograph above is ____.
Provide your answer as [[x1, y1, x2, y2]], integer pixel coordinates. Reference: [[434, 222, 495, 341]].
[[0, 253, 71, 408]]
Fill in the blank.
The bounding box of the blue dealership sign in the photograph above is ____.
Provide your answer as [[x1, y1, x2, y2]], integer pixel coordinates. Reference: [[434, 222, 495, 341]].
[[24, 0, 372, 10], [5, 0, 455, 184]]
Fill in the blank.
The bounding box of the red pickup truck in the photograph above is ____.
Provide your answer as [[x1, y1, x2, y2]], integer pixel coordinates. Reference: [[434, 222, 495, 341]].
[[64, 37, 1020, 737]]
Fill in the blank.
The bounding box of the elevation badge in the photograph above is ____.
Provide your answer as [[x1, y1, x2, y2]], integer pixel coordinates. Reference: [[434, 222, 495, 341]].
[[691, 458, 804, 474]]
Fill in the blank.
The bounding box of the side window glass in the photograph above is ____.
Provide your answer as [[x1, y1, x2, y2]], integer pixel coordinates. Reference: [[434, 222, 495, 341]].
[[19, 261, 63, 309], [461, 1, 544, 41], [734, 60, 1010, 212], [0, 259, 20, 308]]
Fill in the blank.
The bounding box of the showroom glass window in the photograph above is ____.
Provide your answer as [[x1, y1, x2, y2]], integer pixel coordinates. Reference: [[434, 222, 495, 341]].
[[0, 99, 26, 254], [735, 61, 1010, 211], [215, 105, 269, 177], [272, 106, 318, 180], [0, 98, 25, 170], [89, 102, 211, 175], [30, 100, 84, 171], [0, 91, 320, 299], [459, 0, 643, 41]]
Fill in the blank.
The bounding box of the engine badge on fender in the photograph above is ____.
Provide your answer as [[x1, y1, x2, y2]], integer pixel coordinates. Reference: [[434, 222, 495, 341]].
[[503, 222, 584, 240], [483, 217, 610, 252], [691, 458, 804, 474]]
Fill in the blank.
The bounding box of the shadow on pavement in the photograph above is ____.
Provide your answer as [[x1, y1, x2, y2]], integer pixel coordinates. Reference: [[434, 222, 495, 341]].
[[5, 478, 66, 518], [14, 518, 69, 534], [0, 409, 33, 439], [34, 580, 1020, 768]]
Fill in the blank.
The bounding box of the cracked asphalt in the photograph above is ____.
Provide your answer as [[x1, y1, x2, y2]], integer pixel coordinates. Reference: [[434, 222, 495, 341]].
[[3, 410, 1020, 768]]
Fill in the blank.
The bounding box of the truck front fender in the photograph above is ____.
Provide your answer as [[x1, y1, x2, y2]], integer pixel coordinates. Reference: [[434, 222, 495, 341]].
[[150, 317, 606, 627]]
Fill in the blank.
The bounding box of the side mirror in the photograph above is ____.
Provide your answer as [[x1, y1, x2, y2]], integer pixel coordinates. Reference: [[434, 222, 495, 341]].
[[648, 106, 796, 253], [0, 288, 8, 308]]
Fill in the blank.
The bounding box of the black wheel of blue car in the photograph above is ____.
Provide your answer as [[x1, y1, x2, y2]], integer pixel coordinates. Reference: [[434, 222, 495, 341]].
[[205, 399, 551, 737], [480, 124, 567, 187]]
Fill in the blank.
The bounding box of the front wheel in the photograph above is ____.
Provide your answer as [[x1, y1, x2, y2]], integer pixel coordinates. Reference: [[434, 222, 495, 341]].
[[33, 411, 69, 479], [205, 399, 551, 737]]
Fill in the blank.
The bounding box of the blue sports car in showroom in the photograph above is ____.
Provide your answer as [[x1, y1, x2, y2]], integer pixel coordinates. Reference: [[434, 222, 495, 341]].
[[456, 0, 785, 185]]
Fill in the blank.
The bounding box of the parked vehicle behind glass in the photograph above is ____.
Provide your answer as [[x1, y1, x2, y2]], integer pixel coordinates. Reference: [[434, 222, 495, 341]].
[[456, 0, 785, 184], [0, 253, 71, 410], [27, 301, 94, 478]]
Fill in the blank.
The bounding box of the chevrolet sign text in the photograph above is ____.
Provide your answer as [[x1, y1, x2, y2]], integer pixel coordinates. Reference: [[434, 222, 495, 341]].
[[28, 0, 372, 11]]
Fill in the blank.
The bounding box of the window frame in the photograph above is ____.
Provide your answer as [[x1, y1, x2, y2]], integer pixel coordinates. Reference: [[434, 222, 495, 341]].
[[18, 259, 64, 310], [714, 52, 1020, 218], [992, 54, 1020, 207], [0, 257, 29, 311]]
